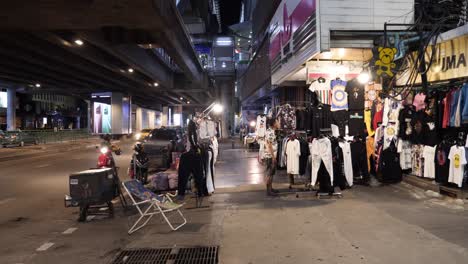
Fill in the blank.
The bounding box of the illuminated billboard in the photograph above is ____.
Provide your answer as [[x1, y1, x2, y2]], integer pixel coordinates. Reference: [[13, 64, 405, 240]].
[[93, 102, 111, 134], [0, 91, 6, 108]]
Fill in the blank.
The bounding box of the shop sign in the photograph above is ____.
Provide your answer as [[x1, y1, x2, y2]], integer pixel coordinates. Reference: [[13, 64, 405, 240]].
[[397, 34, 468, 85], [269, 0, 319, 85]]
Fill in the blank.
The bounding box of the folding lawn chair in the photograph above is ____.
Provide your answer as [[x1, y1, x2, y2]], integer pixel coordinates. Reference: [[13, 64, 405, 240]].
[[122, 180, 187, 234]]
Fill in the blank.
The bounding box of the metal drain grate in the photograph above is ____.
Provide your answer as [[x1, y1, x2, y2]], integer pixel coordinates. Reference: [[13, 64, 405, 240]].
[[110, 246, 219, 264]]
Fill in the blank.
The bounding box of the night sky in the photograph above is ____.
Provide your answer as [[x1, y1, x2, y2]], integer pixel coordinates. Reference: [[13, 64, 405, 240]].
[[220, 0, 242, 32]]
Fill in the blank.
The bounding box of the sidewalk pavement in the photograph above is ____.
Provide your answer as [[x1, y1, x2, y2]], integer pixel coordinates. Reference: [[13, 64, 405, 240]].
[[26, 183, 468, 264], [0, 137, 103, 163]]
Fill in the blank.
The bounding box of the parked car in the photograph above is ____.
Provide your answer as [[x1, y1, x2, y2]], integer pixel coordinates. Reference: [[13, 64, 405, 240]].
[[142, 128, 184, 168], [134, 129, 152, 141], [0, 130, 38, 147]]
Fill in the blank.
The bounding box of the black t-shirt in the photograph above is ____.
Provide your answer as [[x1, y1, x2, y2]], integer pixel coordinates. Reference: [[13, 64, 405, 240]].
[[331, 110, 348, 137], [348, 110, 366, 136], [310, 104, 332, 138], [434, 142, 451, 184], [346, 79, 365, 111], [398, 105, 415, 140]]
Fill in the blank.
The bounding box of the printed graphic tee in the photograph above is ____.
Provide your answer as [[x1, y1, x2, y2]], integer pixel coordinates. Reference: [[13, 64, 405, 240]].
[[346, 79, 365, 111], [435, 142, 451, 183], [448, 146, 467, 187], [331, 80, 348, 111]]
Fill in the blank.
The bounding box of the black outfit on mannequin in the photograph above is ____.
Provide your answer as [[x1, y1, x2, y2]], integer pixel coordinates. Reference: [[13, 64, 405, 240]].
[[178, 148, 208, 197], [380, 141, 402, 183], [188, 120, 198, 147]]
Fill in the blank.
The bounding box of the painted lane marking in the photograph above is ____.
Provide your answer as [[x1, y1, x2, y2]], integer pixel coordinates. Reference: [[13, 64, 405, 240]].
[[62, 227, 78, 235], [0, 197, 16, 205], [36, 242, 54, 251], [35, 164, 51, 168]]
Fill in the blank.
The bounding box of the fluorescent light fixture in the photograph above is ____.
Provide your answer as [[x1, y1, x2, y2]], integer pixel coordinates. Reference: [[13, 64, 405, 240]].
[[153, 82, 159, 87], [216, 37, 233, 46], [128, 68, 134, 73], [99, 95, 111, 98], [74, 39, 84, 46], [35, 83, 41, 88]]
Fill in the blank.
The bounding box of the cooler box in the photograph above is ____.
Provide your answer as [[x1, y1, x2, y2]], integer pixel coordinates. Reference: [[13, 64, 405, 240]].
[[69, 168, 116, 204]]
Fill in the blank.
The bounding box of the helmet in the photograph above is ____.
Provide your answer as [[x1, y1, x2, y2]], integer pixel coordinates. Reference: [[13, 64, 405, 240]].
[[134, 142, 143, 152], [103, 134, 111, 142]]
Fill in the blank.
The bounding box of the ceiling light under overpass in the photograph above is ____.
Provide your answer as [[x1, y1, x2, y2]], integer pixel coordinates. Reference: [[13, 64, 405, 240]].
[[74, 39, 84, 46], [180, 97, 183, 100], [153, 82, 159, 87], [35, 83, 41, 88], [128, 68, 134, 73], [213, 103, 223, 113], [187, 101, 190, 104]]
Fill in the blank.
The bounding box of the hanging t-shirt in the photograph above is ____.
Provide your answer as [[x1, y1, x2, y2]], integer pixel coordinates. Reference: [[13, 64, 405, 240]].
[[348, 111, 366, 136], [442, 90, 454, 128], [413, 93, 426, 111], [346, 79, 365, 111], [422, 145, 436, 179], [448, 146, 467, 187], [331, 80, 348, 111], [364, 109, 374, 136], [397, 139, 412, 170], [365, 83, 382, 109], [309, 79, 332, 105], [383, 124, 398, 150], [450, 89, 461, 127], [435, 142, 451, 184], [256, 115, 267, 138], [412, 144, 424, 177], [286, 139, 301, 175]]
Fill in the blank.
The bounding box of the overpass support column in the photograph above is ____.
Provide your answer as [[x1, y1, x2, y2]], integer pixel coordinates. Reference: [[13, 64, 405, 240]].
[[162, 106, 169, 127], [6, 87, 16, 131]]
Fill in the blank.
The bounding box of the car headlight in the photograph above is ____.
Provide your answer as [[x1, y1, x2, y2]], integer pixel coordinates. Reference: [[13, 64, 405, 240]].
[[135, 133, 141, 140], [100, 147, 109, 154]]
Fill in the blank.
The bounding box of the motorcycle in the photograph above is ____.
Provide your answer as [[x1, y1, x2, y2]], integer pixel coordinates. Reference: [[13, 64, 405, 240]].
[[128, 142, 149, 183], [96, 141, 128, 208]]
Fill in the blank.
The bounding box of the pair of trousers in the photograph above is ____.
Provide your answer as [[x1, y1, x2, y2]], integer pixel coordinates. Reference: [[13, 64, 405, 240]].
[[351, 141, 370, 182], [178, 151, 207, 196], [311, 138, 334, 186], [264, 158, 276, 182]]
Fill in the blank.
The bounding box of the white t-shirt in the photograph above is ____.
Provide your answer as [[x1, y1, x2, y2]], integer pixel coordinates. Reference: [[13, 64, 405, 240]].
[[422, 145, 436, 179], [397, 139, 412, 170], [448, 146, 467, 187], [383, 125, 397, 150], [256, 115, 267, 138]]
